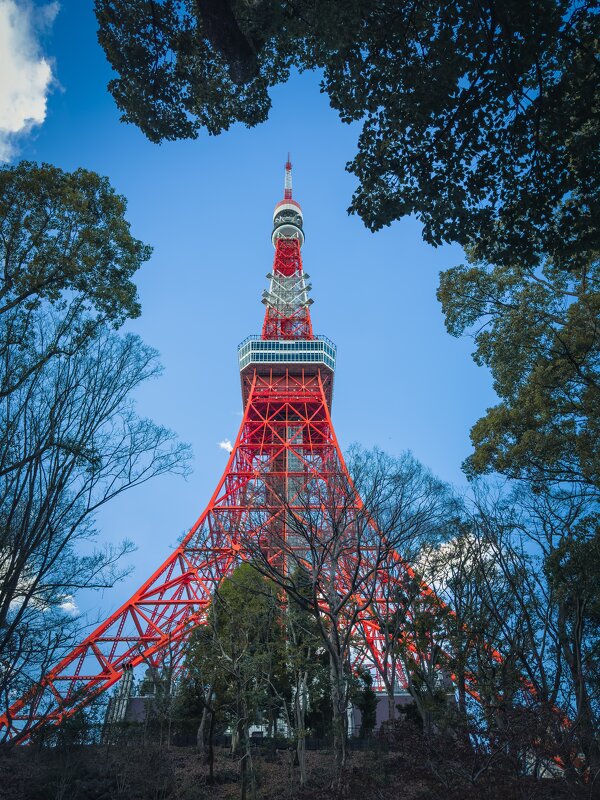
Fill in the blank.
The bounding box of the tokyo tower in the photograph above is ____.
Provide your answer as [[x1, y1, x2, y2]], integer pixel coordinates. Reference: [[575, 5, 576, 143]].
[[1, 160, 415, 744]]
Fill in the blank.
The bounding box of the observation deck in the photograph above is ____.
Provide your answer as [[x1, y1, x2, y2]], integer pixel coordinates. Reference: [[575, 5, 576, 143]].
[[238, 335, 336, 372], [238, 335, 336, 406]]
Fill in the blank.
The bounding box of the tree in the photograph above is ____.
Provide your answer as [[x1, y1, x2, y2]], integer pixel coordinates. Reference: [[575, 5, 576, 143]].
[[421, 483, 600, 783], [414, 508, 544, 781], [513, 484, 600, 777], [350, 668, 377, 739], [0, 161, 149, 330], [176, 634, 220, 781], [0, 322, 191, 718], [0, 162, 190, 728], [180, 564, 326, 789], [382, 566, 456, 740], [180, 563, 286, 800], [438, 251, 599, 494], [278, 567, 328, 786], [416, 527, 485, 726], [437, 249, 599, 781], [95, 1, 599, 272], [361, 451, 458, 721], [241, 446, 413, 786], [1, 160, 152, 467]]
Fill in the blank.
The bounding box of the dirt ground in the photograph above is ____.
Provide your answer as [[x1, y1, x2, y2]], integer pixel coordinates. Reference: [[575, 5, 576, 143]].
[[0, 741, 583, 800]]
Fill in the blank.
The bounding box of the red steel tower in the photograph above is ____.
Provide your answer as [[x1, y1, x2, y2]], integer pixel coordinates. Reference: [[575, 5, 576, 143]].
[[0, 161, 410, 744]]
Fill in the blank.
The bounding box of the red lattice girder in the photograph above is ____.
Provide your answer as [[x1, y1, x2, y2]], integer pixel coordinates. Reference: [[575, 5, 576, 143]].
[[1, 360, 515, 744], [262, 239, 313, 340], [0, 369, 404, 742]]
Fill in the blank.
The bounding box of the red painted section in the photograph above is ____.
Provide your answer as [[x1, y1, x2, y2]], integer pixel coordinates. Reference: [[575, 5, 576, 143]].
[[261, 238, 313, 339], [274, 199, 302, 212], [1, 367, 408, 742]]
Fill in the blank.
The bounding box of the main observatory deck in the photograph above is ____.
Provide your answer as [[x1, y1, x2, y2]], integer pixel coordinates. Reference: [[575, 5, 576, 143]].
[[238, 335, 336, 372], [238, 335, 337, 407]]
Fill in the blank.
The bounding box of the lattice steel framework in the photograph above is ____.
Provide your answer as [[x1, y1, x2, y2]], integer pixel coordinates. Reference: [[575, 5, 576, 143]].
[[1, 160, 460, 745]]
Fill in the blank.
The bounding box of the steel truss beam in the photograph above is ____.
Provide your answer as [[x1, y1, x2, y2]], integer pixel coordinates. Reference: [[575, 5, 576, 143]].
[[0, 369, 424, 743]]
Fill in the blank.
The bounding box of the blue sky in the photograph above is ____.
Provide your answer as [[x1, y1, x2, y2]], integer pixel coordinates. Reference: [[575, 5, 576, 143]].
[[3, 2, 496, 616]]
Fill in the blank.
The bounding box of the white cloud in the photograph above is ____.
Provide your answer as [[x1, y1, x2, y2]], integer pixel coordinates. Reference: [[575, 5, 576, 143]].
[[218, 438, 233, 454], [416, 534, 498, 595], [0, 1, 59, 161], [59, 595, 78, 615]]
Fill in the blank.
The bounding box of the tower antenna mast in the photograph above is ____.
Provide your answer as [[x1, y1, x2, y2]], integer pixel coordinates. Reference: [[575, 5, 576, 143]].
[[284, 153, 293, 199]]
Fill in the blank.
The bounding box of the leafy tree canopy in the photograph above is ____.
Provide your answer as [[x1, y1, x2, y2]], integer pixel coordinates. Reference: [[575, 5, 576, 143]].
[[96, 0, 598, 270], [0, 161, 151, 325], [183, 563, 287, 725], [438, 251, 599, 491]]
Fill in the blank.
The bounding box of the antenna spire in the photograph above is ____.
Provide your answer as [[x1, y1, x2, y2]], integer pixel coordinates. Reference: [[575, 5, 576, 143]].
[[284, 154, 293, 200], [272, 155, 304, 249]]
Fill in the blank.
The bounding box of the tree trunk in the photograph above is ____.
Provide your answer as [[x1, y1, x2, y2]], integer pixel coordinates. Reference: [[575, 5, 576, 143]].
[[405, 676, 429, 739], [238, 715, 254, 800], [238, 718, 247, 800], [294, 671, 308, 786], [196, 706, 207, 750], [196, 681, 214, 749], [378, 648, 396, 725], [207, 709, 215, 784], [558, 597, 600, 774], [383, 672, 396, 723], [329, 653, 347, 788], [297, 733, 306, 787]]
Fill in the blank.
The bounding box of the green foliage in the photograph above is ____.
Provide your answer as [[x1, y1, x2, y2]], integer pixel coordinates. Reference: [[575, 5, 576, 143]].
[[546, 522, 600, 617], [180, 563, 332, 753], [174, 663, 211, 736], [438, 253, 599, 490], [545, 519, 600, 691], [95, 0, 279, 141], [350, 669, 377, 738], [33, 695, 104, 749], [95, 1, 599, 272], [0, 161, 151, 326], [181, 563, 287, 734], [304, 678, 332, 740]]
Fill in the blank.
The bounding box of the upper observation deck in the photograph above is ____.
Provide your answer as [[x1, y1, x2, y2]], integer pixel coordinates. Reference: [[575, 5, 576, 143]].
[[238, 335, 336, 372]]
